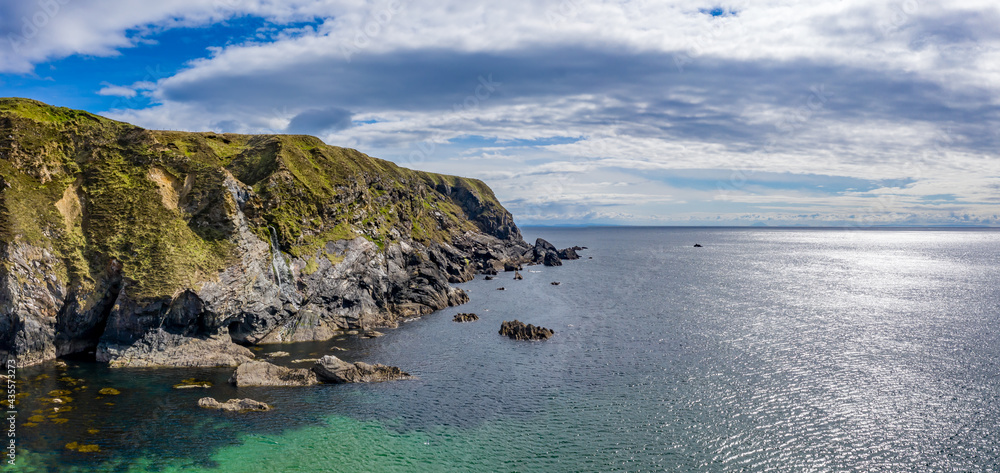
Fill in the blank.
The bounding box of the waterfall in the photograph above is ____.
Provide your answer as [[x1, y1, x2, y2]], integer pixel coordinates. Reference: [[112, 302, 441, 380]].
[[267, 226, 283, 287]]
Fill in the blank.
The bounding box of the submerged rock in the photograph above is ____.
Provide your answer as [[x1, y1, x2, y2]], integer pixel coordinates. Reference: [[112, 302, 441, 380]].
[[452, 313, 479, 323], [229, 361, 318, 387], [497, 287, 506, 291], [198, 397, 271, 412], [550, 281, 561, 286], [173, 378, 213, 389], [694, 244, 703, 248], [311, 355, 410, 384], [499, 320, 554, 341]]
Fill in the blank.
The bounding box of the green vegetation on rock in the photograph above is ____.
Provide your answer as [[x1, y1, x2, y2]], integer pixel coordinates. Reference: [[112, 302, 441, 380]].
[[0, 98, 517, 303]]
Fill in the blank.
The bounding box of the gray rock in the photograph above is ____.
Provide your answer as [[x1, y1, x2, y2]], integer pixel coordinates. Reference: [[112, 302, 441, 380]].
[[312, 355, 410, 383], [198, 397, 271, 412], [229, 360, 318, 387]]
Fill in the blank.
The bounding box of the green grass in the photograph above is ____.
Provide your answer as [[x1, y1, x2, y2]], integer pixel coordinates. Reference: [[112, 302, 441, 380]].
[[0, 97, 517, 300]]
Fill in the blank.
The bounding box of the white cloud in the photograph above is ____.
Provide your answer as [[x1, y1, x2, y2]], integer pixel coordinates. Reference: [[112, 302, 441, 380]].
[[96, 83, 137, 98], [6, 0, 1000, 225]]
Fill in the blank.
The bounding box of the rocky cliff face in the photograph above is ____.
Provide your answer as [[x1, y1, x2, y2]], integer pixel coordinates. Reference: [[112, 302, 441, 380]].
[[0, 98, 538, 368]]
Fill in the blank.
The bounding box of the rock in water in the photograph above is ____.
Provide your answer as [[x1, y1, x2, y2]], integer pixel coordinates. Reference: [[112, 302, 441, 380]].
[[453, 313, 479, 322], [550, 281, 561, 286], [497, 287, 506, 291], [198, 397, 271, 412], [558, 248, 580, 260], [484, 276, 495, 281], [499, 320, 554, 341], [311, 355, 410, 383], [514, 271, 524, 280], [532, 238, 564, 267], [229, 361, 318, 387], [694, 244, 703, 248]]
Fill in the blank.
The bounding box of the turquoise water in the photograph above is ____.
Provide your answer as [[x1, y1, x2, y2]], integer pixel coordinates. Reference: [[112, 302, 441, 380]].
[[11, 228, 1000, 472]]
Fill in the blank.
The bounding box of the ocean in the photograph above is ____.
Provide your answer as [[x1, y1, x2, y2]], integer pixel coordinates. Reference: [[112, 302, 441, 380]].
[[11, 227, 1000, 472]]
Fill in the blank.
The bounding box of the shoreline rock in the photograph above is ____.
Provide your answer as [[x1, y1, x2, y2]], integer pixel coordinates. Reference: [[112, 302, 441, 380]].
[[311, 355, 411, 384], [229, 361, 318, 387], [499, 320, 554, 341]]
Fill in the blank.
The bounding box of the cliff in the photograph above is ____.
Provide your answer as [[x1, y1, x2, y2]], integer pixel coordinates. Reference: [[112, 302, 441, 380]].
[[0, 98, 536, 368]]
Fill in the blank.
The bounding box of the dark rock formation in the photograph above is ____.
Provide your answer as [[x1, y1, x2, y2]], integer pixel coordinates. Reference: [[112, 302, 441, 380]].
[[484, 276, 495, 281], [558, 248, 580, 260], [532, 238, 563, 267], [452, 313, 479, 322], [499, 320, 554, 341], [311, 355, 410, 383], [497, 287, 505, 291], [550, 281, 561, 286], [198, 397, 271, 412], [229, 360, 319, 387], [694, 244, 703, 247]]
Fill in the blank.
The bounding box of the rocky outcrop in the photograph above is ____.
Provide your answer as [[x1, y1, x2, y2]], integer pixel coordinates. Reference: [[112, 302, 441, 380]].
[[452, 313, 479, 322], [100, 329, 255, 368], [311, 355, 410, 383], [0, 99, 536, 368], [229, 360, 319, 387], [198, 397, 271, 412], [499, 320, 554, 341]]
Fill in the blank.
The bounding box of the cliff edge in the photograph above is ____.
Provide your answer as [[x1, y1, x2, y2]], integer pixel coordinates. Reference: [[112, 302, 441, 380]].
[[0, 98, 537, 367]]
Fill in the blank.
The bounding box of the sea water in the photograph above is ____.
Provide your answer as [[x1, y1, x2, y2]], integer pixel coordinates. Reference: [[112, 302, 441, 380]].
[[11, 227, 1000, 472]]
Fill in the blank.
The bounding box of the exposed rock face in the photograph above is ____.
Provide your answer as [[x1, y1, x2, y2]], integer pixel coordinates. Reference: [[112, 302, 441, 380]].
[[311, 355, 410, 383], [532, 239, 563, 267], [101, 329, 256, 368], [499, 320, 554, 341], [198, 397, 271, 412], [452, 313, 479, 322], [229, 360, 319, 387], [0, 99, 536, 368]]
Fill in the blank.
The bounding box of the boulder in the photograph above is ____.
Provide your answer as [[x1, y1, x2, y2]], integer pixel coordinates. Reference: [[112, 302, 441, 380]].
[[499, 320, 554, 341], [514, 271, 524, 280], [453, 313, 479, 322], [558, 248, 580, 260], [550, 281, 561, 286], [229, 361, 318, 387], [497, 287, 506, 291], [503, 261, 523, 272], [312, 355, 411, 384], [198, 397, 271, 413], [484, 276, 495, 281]]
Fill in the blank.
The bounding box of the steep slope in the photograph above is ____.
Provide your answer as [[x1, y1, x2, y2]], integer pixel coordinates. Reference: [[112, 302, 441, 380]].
[[0, 98, 534, 367]]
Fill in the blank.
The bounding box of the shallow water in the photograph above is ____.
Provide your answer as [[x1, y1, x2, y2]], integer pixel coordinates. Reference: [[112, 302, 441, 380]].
[[12, 227, 1000, 472]]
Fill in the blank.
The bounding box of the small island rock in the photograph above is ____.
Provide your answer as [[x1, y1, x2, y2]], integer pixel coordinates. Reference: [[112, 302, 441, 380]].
[[453, 313, 479, 323], [198, 397, 271, 413], [499, 320, 554, 341]]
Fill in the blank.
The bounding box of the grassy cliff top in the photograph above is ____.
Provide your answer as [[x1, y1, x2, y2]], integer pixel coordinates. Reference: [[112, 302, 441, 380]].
[[0, 98, 518, 298]]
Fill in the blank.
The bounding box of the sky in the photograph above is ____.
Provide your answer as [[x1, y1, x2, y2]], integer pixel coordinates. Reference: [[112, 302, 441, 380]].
[[1, 0, 998, 226]]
